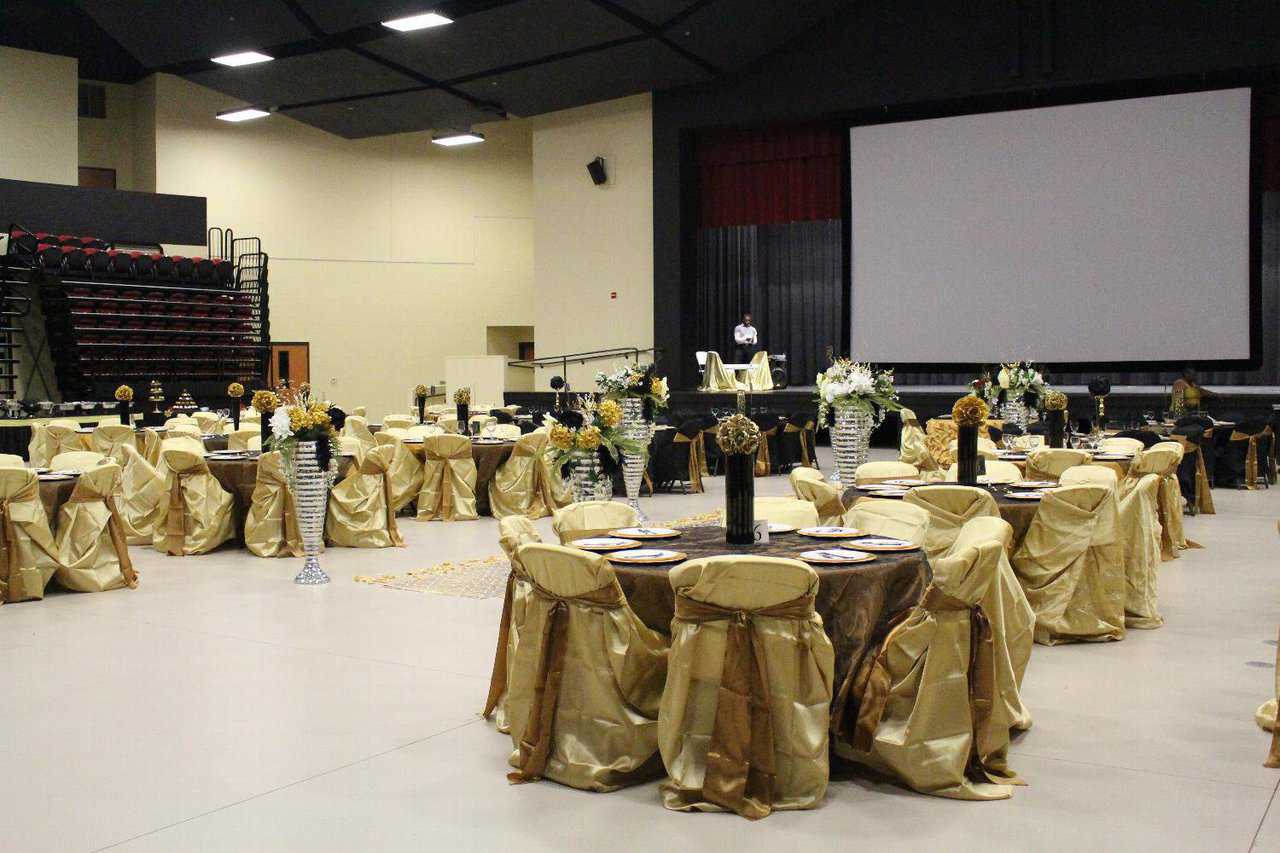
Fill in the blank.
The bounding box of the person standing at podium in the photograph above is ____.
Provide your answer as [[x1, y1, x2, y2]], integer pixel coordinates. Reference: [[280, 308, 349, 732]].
[[733, 311, 760, 364]]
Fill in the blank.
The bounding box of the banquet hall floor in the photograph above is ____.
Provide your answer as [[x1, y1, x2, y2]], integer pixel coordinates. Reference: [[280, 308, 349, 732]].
[[5, 448, 1280, 853]]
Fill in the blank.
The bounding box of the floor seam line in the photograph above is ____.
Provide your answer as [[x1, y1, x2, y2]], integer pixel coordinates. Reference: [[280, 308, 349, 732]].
[[1010, 750, 1279, 790], [1249, 775, 1280, 851]]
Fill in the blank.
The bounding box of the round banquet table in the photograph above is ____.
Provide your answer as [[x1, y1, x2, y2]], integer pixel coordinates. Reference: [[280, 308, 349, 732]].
[[609, 524, 930, 727], [843, 484, 1043, 553], [404, 439, 515, 516]]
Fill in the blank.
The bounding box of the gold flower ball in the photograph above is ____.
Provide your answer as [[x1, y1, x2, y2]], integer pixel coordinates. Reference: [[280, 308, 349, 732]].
[[114, 384, 134, 403], [414, 384, 428, 397], [549, 423, 574, 451], [598, 399, 622, 428], [453, 387, 471, 405], [716, 413, 761, 455], [226, 382, 244, 398], [1043, 390, 1068, 411], [952, 394, 989, 427], [252, 390, 280, 413]]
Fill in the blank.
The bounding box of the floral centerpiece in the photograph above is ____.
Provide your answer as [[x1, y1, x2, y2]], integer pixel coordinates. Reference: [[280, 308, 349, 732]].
[[253, 389, 280, 444], [544, 395, 644, 502], [1043, 389, 1068, 447], [969, 371, 1000, 407], [267, 383, 338, 469], [227, 382, 244, 429], [414, 383, 429, 424], [816, 360, 901, 485], [996, 361, 1048, 431], [596, 363, 670, 417], [115, 384, 134, 426], [596, 363, 669, 518], [453, 386, 471, 434], [265, 384, 339, 585]]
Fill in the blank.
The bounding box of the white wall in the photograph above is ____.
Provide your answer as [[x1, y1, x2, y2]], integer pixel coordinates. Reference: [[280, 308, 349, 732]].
[[78, 80, 137, 189], [150, 74, 534, 419], [0, 47, 79, 185], [531, 94, 654, 390]]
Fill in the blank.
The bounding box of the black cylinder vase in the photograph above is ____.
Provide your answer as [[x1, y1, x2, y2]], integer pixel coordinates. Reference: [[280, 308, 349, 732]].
[[416, 395, 427, 424], [230, 398, 241, 431], [457, 403, 470, 434], [1045, 410, 1065, 448], [956, 424, 980, 486], [725, 452, 755, 544], [118, 399, 130, 426]]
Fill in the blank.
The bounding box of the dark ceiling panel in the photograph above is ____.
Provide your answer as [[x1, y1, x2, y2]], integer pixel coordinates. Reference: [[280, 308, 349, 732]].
[[187, 50, 418, 108], [366, 0, 640, 83], [608, 0, 701, 26], [458, 39, 710, 116], [672, 0, 848, 71], [0, 0, 147, 83], [283, 88, 499, 138], [297, 0, 456, 34], [76, 0, 312, 69]]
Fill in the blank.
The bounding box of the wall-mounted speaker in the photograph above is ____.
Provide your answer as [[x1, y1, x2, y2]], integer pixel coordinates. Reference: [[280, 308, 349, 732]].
[[587, 156, 607, 185]]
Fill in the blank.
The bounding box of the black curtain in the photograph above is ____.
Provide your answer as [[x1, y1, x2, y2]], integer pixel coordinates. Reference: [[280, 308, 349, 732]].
[[696, 219, 842, 384]]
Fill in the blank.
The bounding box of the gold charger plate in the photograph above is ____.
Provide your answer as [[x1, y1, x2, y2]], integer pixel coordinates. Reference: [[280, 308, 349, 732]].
[[800, 548, 875, 565], [1006, 491, 1046, 500], [569, 537, 642, 552], [850, 537, 918, 552], [611, 527, 681, 540], [607, 548, 688, 565], [798, 526, 864, 539]]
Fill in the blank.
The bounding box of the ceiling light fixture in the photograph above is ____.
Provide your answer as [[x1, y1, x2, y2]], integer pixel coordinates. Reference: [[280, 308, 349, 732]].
[[211, 51, 274, 67], [382, 11, 452, 32], [217, 107, 271, 122], [432, 131, 485, 147]]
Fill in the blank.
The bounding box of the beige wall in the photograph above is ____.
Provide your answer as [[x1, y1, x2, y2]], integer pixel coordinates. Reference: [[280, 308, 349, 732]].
[[149, 74, 534, 420], [531, 94, 654, 390], [0, 47, 78, 185], [486, 325, 535, 392], [78, 80, 136, 189]]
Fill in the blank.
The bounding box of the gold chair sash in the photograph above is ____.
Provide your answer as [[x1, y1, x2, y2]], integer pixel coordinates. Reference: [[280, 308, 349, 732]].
[[360, 455, 404, 546], [1229, 428, 1271, 490], [507, 579, 626, 784], [671, 590, 817, 820], [66, 482, 138, 588], [164, 472, 193, 556], [673, 432, 705, 492], [1172, 435, 1215, 515], [483, 566, 530, 720], [753, 426, 779, 478], [783, 422, 814, 468], [247, 454, 304, 557]]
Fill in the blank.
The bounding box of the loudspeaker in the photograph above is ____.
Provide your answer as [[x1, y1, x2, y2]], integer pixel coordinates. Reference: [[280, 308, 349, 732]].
[[771, 366, 789, 389], [587, 156, 607, 185]]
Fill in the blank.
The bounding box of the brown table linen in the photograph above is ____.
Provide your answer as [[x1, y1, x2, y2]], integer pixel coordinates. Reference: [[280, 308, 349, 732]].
[[406, 440, 514, 516], [844, 485, 1042, 553], [609, 525, 930, 735]]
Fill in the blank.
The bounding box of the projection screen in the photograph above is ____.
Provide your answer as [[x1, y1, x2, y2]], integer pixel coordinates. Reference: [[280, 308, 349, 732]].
[[847, 88, 1253, 365]]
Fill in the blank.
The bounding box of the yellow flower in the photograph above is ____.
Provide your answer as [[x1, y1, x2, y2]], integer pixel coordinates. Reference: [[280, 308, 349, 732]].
[[575, 425, 602, 450], [114, 385, 134, 402], [651, 376, 668, 398], [414, 384, 428, 397], [453, 387, 471, 405], [226, 382, 244, 398], [549, 424, 574, 450], [952, 395, 989, 427], [252, 390, 280, 413], [1043, 390, 1068, 411], [598, 399, 622, 428]]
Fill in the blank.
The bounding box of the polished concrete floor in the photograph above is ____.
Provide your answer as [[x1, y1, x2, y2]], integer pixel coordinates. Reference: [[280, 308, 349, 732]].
[[4, 448, 1280, 852]]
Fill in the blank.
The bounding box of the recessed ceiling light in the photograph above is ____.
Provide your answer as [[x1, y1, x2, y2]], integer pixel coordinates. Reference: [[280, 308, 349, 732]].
[[432, 131, 485, 147], [211, 51, 274, 67], [217, 107, 271, 122], [382, 12, 452, 32]]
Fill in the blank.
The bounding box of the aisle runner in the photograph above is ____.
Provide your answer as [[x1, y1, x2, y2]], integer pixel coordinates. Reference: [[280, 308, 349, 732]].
[[354, 511, 724, 599]]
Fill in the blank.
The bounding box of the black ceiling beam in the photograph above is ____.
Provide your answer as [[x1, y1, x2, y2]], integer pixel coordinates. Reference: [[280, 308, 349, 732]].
[[584, 0, 721, 75], [660, 0, 718, 30]]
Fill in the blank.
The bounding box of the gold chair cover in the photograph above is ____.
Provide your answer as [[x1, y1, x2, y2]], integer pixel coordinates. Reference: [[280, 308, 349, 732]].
[[746, 350, 773, 391], [416, 434, 477, 521], [924, 418, 1002, 468], [853, 460, 919, 485], [27, 422, 49, 467], [752, 423, 780, 478], [153, 441, 235, 555], [486, 423, 522, 440], [407, 424, 442, 440], [489, 431, 559, 520], [348, 406, 366, 418], [135, 428, 163, 465], [1059, 464, 1118, 487], [340, 415, 377, 458], [506, 544, 668, 791], [0, 453, 22, 467], [483, 516, 543, 733], [46, 422, 84, 458], [227, 427, 261, 452], [842, 499, 931, 546], [789, 468, 844, 525], [0, 467, 60, 603], [91, 423, 136, 463], [164, 415, 197, 428], [551, 500, 640, 543], [783, 416, 816, 469], [336, 435, 366, 466], [1229, 426, 1274, 489], [753, 497, 819, 528], [699, 351, 743, 392], [676, 430, 707, 491], [437, 417, 459, 433], [1025, 448, 1091, 481], [1100, 437, 1145, 455], [898, 408, 937, 472], [50, 450, 107, 470], [383, 414, 414, 430], [659, 555, 833, 818], [1171, 434, 1215, 515], [53, 461, 138, 593], [1011, 484, 1125, 644], [1265, 626, 1280, 768], [191, 411, 223, 433], [843, 529, 1022, 800], [244, 451, 304, 558], [1135, 442, 1197, 557], [1115, 471, 1164, 630], [117, 444, 166, 545], [166, 423, 202, 439], [905, 485, 1000, 562], [947, 437, 1000, 461], [380, 438, 424, 512], [326, 444, 405, 548]]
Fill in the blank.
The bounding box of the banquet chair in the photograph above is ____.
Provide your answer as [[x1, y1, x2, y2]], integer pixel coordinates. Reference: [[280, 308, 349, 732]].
[[1024, 447, 1091, 480], [136, 427, 163, 466], [117, 444, 166, 544], [1172, 428, 1216, 514], [374, 428, 408, 446], [45, 421, 84, 458], [164, 416, 198, 429], [470, 414, 498, 434], [381, 438, 424, 512], [340, 415, 377, 456], [490, 431, 562, 520], [416, 434, 477, 521], [1100, 436, 1146, 455], [53, 461, 138, 594], [0, 453, 23, 467], [1003, 433, 1045, 451], [349, 406, 367, 418], [1011, 484, 1125, 644], [754, 496, 820, 528], [752, 414, 784, 477], [897, 407, 938, 473], [853, 460, 919, 485], [789, 467, 844, 525], [336, 435, 366, 466], [1114, 466, 1164, 630], [779, 411, 817, 469], [948, 437, 1000, 461], [673, 421, 707, 491], [166, 422, 201, 439], [0, 467, 60, 603], [699, 351, 743, 392], [326, 444, 405, 548], [902, 495, 1035, 730], [659, 555, 833, 818], [436, 416, 460, 434], [483, 516, 544, 732], [506, 543, 668, 791], [153, 441, 235, 556], [746, 350, 774, 391], [944, 460, 1022, 484], [50, 450, 107, 471], [227, 427, 261, 452], [552, 500, 639, 543], [91, 423, 136, 463], [407, 424, 443, 440], [244, 451, 304, 558], [1222, 422, 1273, 489], [842, 499, 930, 546], [27, 422, 51, 467], [1141, 441, 1196, 556], [1058, 464, 1118, 487], [382, 414, 414, 430], [191, 411, 224, 434], [485, 423, 522, 441], [841, 523, 1022, 800]]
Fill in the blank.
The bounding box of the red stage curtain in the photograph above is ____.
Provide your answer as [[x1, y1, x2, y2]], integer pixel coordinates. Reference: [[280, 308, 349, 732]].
[[697, 126, 842, 228]]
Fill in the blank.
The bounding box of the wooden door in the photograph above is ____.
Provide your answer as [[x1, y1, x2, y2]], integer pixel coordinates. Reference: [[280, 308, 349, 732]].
[[269, 342, 310, 388]]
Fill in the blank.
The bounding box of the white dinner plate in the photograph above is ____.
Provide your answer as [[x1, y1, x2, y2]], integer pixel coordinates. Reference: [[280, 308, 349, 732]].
[[612, 526, 681, 539], [607, 548, 687, 564], [1006, 490, 1046, 500], [881, 478, 926, 487], [801, 548, 875, 565], [852, 536, 917, 552], [867, 488, 909, 498], [998, 453, 1028, 461], [570, 537, 642, 551], [1092, 454, 1132, 461], [38, 473, 76, 481], [798, 526, 863, 539], [1012, 480, 1057, 489], [767, 522, 796, 534]]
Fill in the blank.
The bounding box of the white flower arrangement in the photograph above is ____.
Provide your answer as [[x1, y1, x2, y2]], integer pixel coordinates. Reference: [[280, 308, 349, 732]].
[[594, 363, 669, 413], [815, 359, 901, 428], [996, 361, 1048, 403]]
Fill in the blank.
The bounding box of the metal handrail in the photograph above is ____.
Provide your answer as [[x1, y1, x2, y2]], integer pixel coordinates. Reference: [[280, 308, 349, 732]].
[[507, 346, 661, 378]]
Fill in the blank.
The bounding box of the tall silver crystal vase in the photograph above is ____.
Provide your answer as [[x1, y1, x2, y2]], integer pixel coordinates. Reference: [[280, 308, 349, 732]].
[[831, 404, 873, 486], [290, 440, 330, 585], [619, 397, 652, 520], [569, 448, 613, 503], [1001, 399, 1029, 432]]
